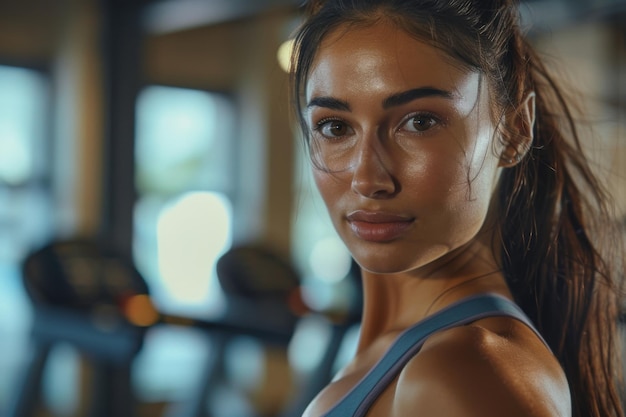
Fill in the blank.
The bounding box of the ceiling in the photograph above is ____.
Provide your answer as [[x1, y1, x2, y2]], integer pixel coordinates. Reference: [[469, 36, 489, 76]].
[[142, 0, 301, 34], [141, 0, 626, 35], [0, 0, 624, 65]]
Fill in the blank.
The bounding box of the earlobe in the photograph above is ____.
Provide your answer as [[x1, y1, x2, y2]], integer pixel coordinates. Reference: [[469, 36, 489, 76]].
[[498, 91, 536, 168]]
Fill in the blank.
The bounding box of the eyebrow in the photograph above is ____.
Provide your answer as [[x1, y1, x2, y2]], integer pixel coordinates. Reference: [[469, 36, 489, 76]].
[[307, 96, 351, 111], [306, 87, 454, 111], [382, 87, 454, 109]]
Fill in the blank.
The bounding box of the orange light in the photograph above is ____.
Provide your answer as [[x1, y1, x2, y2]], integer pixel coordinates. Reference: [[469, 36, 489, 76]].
[[123, 294, 160, 327], [287, 288, 310, 317]]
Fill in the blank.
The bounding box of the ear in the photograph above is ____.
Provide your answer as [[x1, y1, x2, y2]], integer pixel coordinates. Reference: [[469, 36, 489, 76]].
[[498, 91, 536, 167]]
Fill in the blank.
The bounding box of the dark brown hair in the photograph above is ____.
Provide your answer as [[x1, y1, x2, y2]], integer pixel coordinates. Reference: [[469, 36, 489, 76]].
[[290, 1, 625, 416]]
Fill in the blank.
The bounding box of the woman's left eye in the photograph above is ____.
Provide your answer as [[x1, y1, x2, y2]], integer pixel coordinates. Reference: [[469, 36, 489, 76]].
[[401, 114, 440, 133]]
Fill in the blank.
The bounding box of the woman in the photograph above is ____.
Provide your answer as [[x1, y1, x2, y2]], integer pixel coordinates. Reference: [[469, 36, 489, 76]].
[[289, 1, 624, 416]]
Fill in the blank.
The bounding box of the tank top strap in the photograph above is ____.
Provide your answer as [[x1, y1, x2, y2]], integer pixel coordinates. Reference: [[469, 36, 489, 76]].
[[322, 293, 548, 417]]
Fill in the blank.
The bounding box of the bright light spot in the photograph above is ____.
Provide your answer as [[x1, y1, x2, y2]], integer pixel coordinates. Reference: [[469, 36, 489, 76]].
[[332, 324, 360, 374], [277, 39, 294, 73], [42, 345, 80, 415], [225, 337, 265, 391], [301, 280, 335, 312], [157, 192, 231, 306], [309, 237, 351, 283], [288, 315, 331, 375]]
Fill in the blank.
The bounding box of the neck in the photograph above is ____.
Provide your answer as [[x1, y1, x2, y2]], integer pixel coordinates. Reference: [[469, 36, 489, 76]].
[[356, 239, 511, 352]]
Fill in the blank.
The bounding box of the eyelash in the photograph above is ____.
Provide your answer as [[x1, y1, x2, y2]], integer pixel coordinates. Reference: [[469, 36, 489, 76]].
[[398, 111, 443, 134], [312, 117, 351, 139], [311, 111, 444, 139]]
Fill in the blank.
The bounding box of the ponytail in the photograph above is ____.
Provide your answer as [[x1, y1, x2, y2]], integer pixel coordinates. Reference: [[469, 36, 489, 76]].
[[498, 36, 624, 417]]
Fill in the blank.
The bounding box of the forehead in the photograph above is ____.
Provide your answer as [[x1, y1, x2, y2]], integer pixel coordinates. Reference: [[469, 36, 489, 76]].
[[306, 22, 479, 101]]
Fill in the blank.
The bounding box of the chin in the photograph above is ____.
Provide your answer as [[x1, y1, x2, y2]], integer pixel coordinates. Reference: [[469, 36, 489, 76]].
[[349, 244, 450, 276]]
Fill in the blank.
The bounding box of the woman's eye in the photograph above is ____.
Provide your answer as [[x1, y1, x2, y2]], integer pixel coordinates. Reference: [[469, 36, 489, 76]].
[[316, 120, 350, 138], [403, 114, 439, 133]]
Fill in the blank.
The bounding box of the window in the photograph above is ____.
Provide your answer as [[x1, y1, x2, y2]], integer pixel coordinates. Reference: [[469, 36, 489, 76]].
[[134, 85, 236, 319], [0, 64, 53, 414], [132, 85, 237, 404]]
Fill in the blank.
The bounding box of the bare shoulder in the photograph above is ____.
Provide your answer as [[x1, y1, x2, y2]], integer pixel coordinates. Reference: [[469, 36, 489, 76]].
[[391, 317, 571, 417]]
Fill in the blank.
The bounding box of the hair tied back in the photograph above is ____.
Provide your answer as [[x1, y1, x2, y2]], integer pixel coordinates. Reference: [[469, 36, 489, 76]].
[[303, 0, 327, 15]]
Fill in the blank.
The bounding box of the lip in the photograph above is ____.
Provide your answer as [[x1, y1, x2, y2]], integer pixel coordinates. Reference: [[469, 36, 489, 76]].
[[346, 210, 414, 242]]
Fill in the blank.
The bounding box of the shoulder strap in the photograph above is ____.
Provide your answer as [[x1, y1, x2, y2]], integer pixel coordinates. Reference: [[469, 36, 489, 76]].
[[323, 293, 547, 417]]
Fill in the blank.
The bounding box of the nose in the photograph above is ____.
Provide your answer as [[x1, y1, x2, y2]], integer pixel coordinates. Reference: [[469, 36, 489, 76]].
[[350, 137, 397, 198]]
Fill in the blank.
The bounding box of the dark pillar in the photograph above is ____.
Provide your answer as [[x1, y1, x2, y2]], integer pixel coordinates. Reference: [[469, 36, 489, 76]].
[[99, 0, 145, 257]]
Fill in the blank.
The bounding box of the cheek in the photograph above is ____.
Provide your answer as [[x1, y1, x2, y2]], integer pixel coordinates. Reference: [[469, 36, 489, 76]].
[[447, 156, 499, 238], [401, 146, 470, 202], [440, 123, 499, 197], [404, 134, 497, 221]]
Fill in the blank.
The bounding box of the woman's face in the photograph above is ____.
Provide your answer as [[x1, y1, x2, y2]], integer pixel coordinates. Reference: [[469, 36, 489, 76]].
[[304, 22, 504, 275]]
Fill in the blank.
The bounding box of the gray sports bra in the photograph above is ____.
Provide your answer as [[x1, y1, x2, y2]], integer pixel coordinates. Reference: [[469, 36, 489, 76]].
[[322, 293, 548, 417]]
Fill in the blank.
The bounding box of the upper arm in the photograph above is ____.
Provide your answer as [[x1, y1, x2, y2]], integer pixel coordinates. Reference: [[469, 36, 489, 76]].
[[390, 320, 571, 417]]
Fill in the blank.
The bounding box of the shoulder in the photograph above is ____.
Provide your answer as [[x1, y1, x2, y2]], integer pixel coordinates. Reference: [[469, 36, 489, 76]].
[[391, 316, 571, 417]]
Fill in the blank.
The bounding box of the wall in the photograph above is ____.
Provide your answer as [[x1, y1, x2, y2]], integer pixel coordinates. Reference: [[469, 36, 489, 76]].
[[533, 20, 626, 219]]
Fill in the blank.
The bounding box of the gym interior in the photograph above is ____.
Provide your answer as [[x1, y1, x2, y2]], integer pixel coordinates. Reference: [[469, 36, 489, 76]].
[[0, 0, 625, 416]]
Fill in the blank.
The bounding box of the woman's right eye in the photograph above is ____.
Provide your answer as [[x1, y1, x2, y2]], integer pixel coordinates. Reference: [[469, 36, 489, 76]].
[[315, 119, 351, 138]]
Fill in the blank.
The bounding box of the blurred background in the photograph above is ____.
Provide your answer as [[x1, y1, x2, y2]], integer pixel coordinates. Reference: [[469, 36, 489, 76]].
[[0, 0, 624, 416]]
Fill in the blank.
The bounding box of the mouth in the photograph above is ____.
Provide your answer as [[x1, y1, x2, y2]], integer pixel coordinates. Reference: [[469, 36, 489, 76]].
[[346, 210, 414, 243]]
